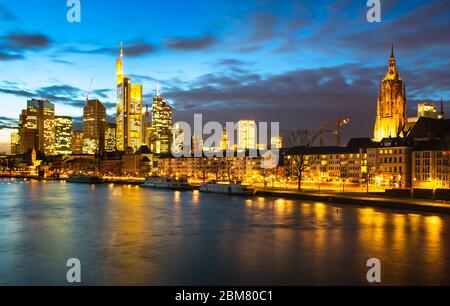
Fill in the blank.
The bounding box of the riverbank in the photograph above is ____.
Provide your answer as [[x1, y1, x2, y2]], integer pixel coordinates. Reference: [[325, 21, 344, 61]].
[[256, 189, 450, 215]]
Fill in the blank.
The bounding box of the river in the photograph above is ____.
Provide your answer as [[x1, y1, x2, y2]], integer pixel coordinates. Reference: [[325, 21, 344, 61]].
[[0, 179, 449, 285]]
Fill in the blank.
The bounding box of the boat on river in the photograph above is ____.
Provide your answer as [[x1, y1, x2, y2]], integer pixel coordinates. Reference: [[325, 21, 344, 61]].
[[66, 174, 105, 184], [142, 176, 193, 191], [199, 181, 255, 196]]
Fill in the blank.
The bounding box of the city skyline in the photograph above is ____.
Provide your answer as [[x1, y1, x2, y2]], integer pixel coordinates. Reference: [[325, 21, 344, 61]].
[[1, 0, 449, 153]]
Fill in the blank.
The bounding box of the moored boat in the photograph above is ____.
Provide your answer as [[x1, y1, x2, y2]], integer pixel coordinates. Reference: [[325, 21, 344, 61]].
[[66, 174, 105, 184], [199, 181, 255, 196], [142, 176, 193, 191]]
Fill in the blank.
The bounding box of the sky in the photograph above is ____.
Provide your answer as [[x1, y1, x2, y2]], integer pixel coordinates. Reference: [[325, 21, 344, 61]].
[[0, 0, 449, 152]]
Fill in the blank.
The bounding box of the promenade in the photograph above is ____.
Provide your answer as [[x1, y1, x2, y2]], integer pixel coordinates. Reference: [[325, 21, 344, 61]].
[[256, 189, 450, 215]]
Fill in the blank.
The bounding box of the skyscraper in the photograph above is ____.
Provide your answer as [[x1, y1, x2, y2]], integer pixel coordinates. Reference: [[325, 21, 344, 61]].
[[238, 120, 257, 150], [55, 116, 73, 155], [115, 43, 143, 152], [18, 109, 37, 154], [19, 99, 56, 155], [142, 105, 151, 147], [149, 93, 173, 154], [10, 132, 20, 155], [105, 123, 117, 152], [373, 45, 407, 141], [130, 84, 143, 150], [83, 99, 106, 154]]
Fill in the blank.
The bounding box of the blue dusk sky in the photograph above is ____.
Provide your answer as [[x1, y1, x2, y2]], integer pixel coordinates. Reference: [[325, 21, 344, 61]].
[[0, 0, 449, 151]]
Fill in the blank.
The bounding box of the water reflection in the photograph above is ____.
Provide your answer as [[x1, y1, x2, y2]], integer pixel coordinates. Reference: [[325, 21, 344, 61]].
[[0, 179, 449, 285]]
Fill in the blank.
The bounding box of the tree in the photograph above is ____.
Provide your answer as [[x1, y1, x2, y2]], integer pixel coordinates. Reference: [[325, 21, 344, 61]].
[[197, 158, 210, 182], [223, 158, 236, 182], [283, 129, 319, 191], [209, 158, 221, 181]]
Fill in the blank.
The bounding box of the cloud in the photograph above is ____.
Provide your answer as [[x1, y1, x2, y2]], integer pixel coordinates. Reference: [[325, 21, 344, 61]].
[[157, 57, 449, 144], [0, 52, 24, 61], [64, 42, 156, 57], [0, 116, 18, 129], [0, 32, 52, 61], [3, 33, 51, 49], [0, 84, 116, 110], [165, 35, 216, 51]]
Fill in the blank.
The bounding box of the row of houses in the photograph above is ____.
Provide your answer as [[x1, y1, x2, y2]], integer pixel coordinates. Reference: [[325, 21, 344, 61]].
[[2, 117, 450, 190]]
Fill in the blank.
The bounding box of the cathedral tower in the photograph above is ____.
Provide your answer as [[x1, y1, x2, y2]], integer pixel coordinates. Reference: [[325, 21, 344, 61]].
[[373, 44, 407, 141]]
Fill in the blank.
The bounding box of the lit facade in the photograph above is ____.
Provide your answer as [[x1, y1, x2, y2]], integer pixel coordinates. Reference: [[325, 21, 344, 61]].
[[373, 46, 407, 141], [82, 138, 99, 155], [105, 123, 117, 152], [83, 99, 106, 154], [55, 116, 73, 155], [418, 103, 437, 119], [21, 99, 56, 156], [412, 145, 450, 189], [115, 43, 143, 153], [10, 132, 20, 155], [150, 94, 173, 154], [129, 84, 143, 150], [374, 139, 411, 188], [238, 120, 257, 150], [158, 155, 262, 183], [71, 131, 84, 154]]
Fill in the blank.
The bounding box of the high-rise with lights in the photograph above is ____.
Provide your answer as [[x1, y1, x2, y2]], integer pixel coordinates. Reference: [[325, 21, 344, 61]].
[[238, 120, 257, 150], [18, 99, 56, 155], [149, 92, 173, 154], [55, 116, 73, 155], [115, 43, 143, 153], [83, 99, 106, 154], [373, 45, 407, 141]]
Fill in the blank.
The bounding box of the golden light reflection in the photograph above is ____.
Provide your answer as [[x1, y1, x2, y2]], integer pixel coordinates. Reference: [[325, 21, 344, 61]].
[[192, 190, 200, 205], [174, 191, 181, 203], [314, 203, 327, 223]]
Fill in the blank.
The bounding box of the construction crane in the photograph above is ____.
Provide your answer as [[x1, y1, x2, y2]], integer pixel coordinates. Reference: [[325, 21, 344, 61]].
[[318, 116, 350, 147]]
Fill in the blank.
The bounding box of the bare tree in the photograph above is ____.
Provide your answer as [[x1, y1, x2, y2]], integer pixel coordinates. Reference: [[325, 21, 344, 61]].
[[223, 158, 236, 182], [197, 158, 210, 182], [209, 159, 221, 181], [283, 129, 319, 191]]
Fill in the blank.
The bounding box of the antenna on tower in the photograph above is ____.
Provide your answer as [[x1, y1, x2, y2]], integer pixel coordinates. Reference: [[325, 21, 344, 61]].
[[86, 78, 95, 102], [120, 41, 124, 59], [156, 82, 161, 96]]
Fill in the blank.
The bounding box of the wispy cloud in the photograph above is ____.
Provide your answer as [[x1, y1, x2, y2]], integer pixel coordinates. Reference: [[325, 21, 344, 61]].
[[0, 32, 52, 61], [0, 116, 18, 129], [64, 42, 157, 57], [165, 35, 216, 51]]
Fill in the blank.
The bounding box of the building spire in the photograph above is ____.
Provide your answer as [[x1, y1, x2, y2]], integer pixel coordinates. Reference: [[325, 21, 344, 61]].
[[439, 97, 445, 119], [387, 43, 397, 76], [120, 41, 124, 59], [156, 82, 161, 96]]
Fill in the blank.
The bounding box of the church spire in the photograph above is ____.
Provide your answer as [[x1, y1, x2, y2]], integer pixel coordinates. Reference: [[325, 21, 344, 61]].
[[387, 43, 398, 77], [439, 97, 445, 119]]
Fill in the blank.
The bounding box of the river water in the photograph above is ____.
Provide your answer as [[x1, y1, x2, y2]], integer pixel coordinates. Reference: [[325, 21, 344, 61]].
[[0, 179, 449, 285]]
